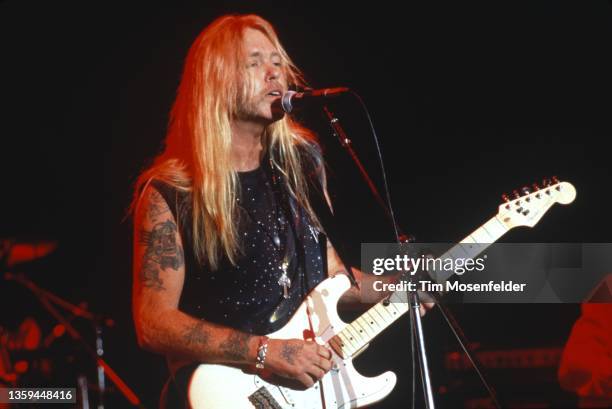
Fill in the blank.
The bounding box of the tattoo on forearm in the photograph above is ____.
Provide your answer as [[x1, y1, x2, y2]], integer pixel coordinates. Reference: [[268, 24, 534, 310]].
[[219, 332, 251, 361], [147, 189, 170, 223], [281, 343, 302, 365], [139, 220, 184, 291], [184, 321, 209, 346]]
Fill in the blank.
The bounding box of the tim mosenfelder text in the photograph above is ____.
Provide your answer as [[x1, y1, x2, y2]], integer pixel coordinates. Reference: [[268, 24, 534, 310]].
[[373, 280, 527, 293]]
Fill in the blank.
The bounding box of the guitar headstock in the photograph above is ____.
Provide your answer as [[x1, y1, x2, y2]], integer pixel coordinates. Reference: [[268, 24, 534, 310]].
[[497, 177, 576, 229]]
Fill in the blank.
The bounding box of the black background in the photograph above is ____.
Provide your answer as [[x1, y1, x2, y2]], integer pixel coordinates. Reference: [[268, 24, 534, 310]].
[[1, 1, 611, 408]]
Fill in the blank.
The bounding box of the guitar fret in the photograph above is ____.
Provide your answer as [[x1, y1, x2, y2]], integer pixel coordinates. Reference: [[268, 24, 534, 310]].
[[360, 314, 380, 336], [355, 316, 374, 337], [480, 224, 493, 241], [345, 323, 365, 344], [365, 313, 381, 332], [335, 332, 348, 348], [470, 227, 492, 244], [377, 303, 394, 321], [462, 235, 477, 244], [371, 306, 385, 323], [348, 325, 368, 352], [457, 243, 482, 260], [373, 306, 390, 325], [364, 311, 381, 330], [350, 320, 365, 337], [342, 329, 360, 350], [348, 312, 385, 354], [484, 218, 507, 238], [387, 299, 405, 315], [337, 331, 357, 351], [492, 215, 509, 234]]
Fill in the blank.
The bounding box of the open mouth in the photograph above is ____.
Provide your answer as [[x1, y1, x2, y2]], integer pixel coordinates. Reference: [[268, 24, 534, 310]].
[[267, 90, 282, 97]]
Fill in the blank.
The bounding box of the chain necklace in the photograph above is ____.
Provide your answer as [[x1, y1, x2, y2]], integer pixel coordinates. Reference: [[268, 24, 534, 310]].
[[239, 164, 295, 299]]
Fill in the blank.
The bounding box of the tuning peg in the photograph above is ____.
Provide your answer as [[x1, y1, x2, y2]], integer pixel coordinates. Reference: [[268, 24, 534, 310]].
[[542, 178, 551, 187], [552, 176, 559, 184], [521, 186, 531, 202], [532, 183, 542, 199], [513, 190, 521, 199], [502, 193, 511, 209]]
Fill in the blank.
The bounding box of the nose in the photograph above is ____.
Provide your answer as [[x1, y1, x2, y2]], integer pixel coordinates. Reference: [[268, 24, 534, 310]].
[[265, 61, 280, 82]]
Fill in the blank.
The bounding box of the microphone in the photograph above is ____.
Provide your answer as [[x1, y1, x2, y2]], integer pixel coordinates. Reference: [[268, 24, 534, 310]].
[[281, 87, 350, 113]]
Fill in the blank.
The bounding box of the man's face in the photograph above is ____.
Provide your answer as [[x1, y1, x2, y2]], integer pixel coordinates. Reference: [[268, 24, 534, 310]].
[[235, 28, 287, 124]]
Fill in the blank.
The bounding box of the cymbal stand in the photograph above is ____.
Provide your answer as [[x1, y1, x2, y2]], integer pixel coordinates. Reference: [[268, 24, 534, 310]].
[[4, 272, 144, 408]]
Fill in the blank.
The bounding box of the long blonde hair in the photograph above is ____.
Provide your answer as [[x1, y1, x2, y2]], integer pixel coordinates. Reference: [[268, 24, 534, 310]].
[[132, 14, 322, 270]]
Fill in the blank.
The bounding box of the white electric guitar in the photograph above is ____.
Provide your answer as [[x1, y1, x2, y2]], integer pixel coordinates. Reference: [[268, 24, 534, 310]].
[[188, 179, 576, 409]]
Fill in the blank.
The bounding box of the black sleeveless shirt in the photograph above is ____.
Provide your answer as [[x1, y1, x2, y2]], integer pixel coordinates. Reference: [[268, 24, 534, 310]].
[[152, 159, 327, 335]]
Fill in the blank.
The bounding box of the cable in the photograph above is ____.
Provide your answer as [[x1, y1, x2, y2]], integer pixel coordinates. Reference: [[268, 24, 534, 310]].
[[349, 90, 417, 409], [349, 91, 403, 244]]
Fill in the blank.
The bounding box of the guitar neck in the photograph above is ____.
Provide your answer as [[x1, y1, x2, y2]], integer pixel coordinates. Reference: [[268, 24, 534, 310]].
[[330, 215, 509, 358], [428, 214, 509, 285]]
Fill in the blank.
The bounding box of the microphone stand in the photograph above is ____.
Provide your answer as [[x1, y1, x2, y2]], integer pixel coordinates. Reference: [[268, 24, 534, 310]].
[[322, 106, 413, 243], [322, 105, 436, 408], [321, 105, 502, 409], [4, 272, 144, 409]]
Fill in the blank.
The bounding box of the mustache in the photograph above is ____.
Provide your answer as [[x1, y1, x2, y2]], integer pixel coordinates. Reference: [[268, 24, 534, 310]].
[[263, 82, 285, 95]]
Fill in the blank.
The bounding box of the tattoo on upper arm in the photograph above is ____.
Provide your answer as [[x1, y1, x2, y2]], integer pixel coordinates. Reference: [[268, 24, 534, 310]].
[[219, 332, 251, 361], [184, 321, 209, 346], [147, 189, 171, 223], [281, 343, 303, 365], [139, 220, 184, 291]]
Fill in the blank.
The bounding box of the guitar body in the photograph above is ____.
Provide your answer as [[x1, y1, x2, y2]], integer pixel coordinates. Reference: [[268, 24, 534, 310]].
[[187, 274, 397, 409]]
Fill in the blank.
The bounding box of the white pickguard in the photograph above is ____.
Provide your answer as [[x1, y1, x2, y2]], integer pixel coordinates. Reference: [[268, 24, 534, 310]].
[[187, 274, 396, 409]]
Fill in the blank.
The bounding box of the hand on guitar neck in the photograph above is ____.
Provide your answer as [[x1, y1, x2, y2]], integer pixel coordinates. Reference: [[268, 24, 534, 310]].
[[353, 267, 435, 316], [327, 240, 434, 316]]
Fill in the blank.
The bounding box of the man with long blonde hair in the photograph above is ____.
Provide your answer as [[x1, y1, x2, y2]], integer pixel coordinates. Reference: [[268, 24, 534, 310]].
[[131, 14, 408, 406]]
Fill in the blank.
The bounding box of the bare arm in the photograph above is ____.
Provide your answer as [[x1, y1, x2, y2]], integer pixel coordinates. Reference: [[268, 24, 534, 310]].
[[132, 185, 260, 364], [132, 185, 331, 387]]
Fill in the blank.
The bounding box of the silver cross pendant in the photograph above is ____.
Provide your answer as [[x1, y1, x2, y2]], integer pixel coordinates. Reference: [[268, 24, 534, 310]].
[[278, 261, 291, 299]]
